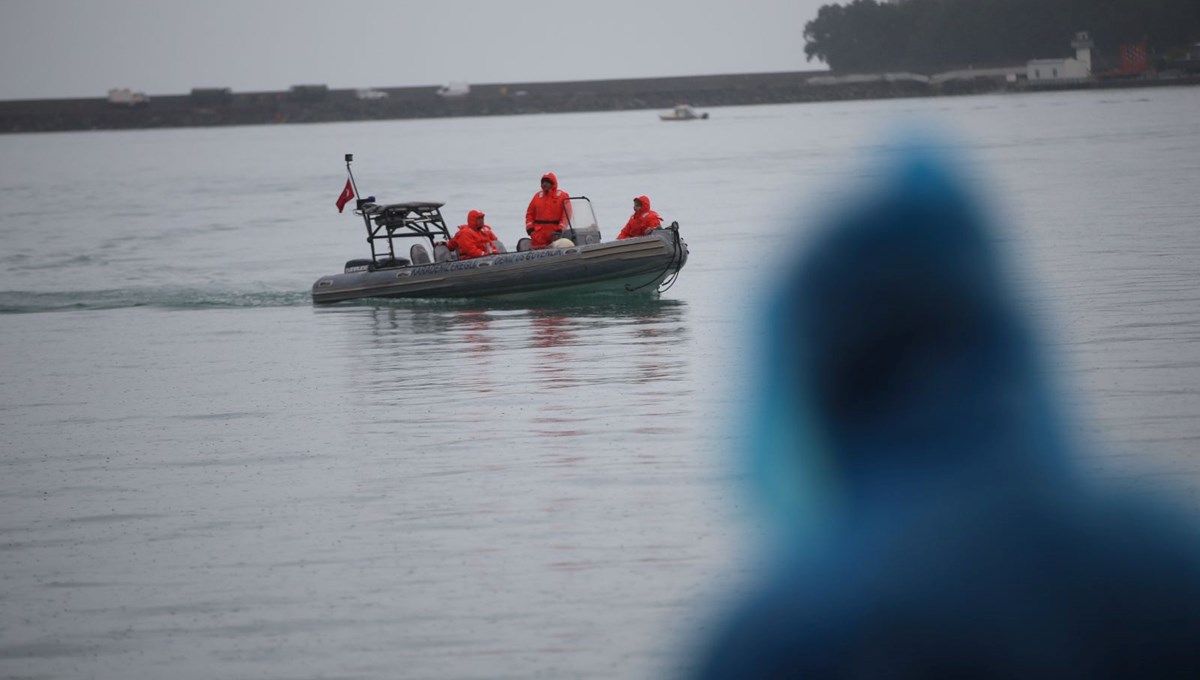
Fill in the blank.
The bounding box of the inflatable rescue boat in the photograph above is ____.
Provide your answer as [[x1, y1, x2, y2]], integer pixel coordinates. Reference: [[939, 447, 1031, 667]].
[[312, 158, 689, 304]]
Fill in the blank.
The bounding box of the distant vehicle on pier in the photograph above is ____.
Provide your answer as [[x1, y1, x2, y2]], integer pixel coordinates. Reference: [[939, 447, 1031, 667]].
[[437, 82, 471, 97], [107, 88, 149, 107]]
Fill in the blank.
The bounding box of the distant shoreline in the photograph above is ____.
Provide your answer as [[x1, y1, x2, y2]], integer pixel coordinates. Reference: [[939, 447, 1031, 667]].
[[2, 71, 1198, 134]]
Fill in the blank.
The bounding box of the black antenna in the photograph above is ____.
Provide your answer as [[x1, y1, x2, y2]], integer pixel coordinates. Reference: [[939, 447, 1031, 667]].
[[344, 153, 360, 199]]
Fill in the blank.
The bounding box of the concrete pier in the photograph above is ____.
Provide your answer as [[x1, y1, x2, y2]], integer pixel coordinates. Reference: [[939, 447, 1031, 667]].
[[1, 70, 1195, 134]]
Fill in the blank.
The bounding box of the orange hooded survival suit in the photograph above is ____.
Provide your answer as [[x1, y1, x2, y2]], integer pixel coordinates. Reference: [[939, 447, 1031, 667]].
[[525, 172, 572, 249], [447, 209, 497, 259], [617, 195, 663, 240]]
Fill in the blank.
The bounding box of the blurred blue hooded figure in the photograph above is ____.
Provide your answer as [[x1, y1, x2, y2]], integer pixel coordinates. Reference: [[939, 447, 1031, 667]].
[[691, 142, 1200, 678]]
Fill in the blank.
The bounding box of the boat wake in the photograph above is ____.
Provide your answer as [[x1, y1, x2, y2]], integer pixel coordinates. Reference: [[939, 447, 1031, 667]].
[[0, 288, 312, 314]]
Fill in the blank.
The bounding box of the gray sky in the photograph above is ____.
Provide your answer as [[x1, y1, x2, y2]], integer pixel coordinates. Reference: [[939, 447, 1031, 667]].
[[0, 0, 828, 101]]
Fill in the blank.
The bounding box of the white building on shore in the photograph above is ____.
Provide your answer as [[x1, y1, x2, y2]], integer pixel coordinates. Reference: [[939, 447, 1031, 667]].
[[1028, 32, 1093, 83]]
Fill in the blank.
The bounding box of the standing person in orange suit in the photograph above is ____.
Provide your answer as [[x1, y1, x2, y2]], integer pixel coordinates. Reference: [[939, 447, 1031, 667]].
[[617, 195, 663, 240], [525, 172, 572, 249]]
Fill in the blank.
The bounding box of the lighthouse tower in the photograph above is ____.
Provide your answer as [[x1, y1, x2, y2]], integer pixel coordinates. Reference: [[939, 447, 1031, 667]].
[[1071, 31, 1094, 74]]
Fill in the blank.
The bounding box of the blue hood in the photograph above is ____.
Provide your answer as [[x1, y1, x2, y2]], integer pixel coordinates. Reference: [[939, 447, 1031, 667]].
[[749, 144, 1073, 534]]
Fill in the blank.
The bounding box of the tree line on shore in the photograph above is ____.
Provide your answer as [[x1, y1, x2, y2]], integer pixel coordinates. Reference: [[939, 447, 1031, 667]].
[[803, 0, 1200, 73]]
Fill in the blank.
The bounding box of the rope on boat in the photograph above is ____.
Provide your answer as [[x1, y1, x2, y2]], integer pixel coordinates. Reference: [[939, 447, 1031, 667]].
[[625, 222, 685, 293]]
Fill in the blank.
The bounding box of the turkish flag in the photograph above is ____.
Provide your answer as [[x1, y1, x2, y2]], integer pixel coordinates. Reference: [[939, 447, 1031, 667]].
[[336, 179, 355, 213]]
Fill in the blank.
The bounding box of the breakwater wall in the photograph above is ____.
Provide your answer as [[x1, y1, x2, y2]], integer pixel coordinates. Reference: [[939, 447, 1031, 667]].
[[2, 70, 1196, 134]]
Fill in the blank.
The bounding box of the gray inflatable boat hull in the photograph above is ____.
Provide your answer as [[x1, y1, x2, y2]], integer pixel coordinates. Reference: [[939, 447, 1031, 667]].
[[311, 230, 688, 303]]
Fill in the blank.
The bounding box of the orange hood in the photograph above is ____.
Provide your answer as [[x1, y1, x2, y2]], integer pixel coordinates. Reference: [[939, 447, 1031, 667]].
[[467, 209, 485, 229]]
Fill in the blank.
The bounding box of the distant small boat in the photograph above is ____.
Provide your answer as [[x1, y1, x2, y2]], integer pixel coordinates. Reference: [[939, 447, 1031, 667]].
[[659, 104, 709, 121]]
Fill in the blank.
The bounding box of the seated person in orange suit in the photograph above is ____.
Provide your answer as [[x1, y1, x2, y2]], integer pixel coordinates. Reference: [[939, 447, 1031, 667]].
[[617, 195, 663, 240], [447, 210, 498, 260]]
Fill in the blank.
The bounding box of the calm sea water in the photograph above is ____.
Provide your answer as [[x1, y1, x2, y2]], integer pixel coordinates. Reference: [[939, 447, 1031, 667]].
[[2, 87, 1199, 679]]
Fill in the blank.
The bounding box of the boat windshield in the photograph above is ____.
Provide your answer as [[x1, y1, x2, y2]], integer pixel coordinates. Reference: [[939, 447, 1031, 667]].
[[565, 196, 597, 230], [559, 196, 603, 244]]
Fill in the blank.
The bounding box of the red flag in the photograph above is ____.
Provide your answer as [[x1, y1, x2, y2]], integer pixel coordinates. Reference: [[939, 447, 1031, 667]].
[[336, 178, 355, 213]]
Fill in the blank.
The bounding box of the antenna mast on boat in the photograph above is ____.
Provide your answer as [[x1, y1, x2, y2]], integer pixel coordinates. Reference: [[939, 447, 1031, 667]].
[[344, 154, 361, 203]]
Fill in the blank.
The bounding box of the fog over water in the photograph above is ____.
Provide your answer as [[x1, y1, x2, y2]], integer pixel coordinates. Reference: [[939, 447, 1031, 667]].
[[2, 87, 1199, 678]]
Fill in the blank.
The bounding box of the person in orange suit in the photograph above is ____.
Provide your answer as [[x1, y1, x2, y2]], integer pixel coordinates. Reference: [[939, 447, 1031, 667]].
[[447, 209, 497, 260], [617, 195, 663, 240], [525, 172, 572, 249]]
